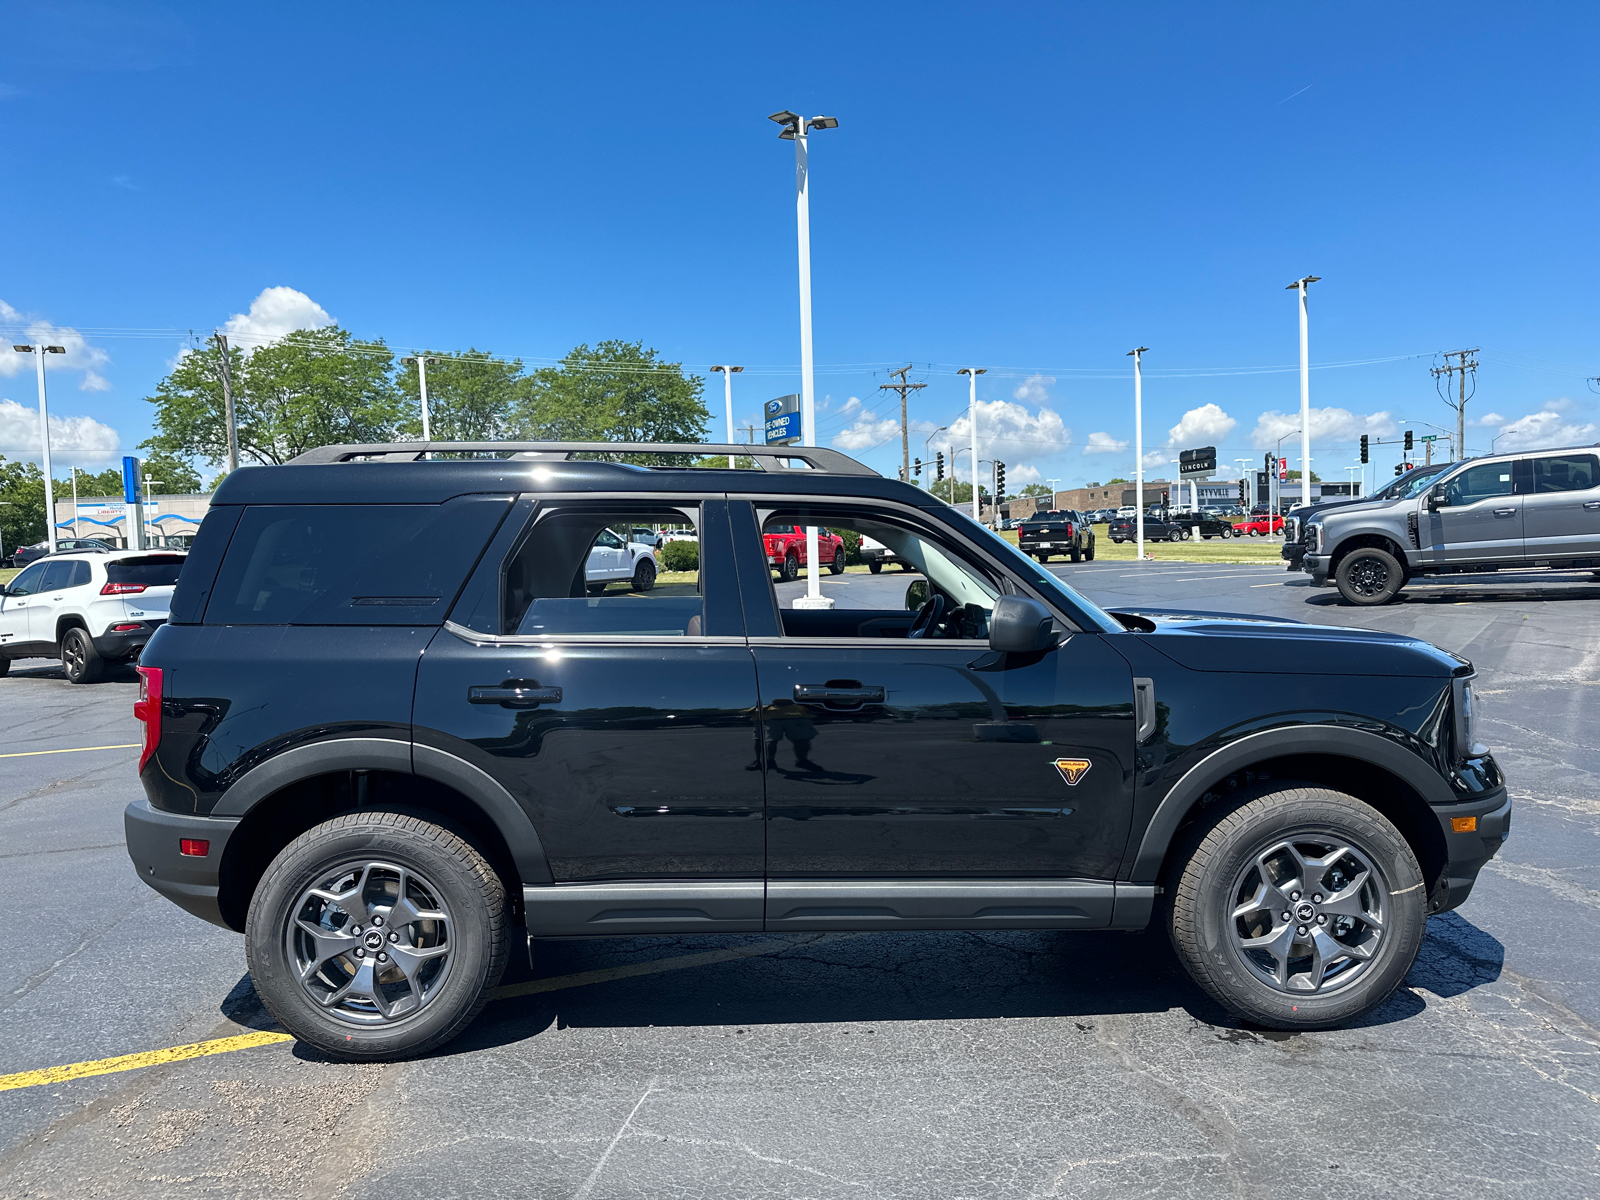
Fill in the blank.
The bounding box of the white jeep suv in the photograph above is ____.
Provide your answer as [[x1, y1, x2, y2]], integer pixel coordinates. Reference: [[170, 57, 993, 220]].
[[0, 550, 186, 683]]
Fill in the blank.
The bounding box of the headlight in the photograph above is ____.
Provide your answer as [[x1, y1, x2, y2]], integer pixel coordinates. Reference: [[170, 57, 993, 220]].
[[1305, 523, 1321, 552], [1453, 675, 1486, 758]]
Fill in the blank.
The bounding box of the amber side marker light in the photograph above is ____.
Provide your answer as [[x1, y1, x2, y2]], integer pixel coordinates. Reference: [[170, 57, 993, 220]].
[[179, 839, 210, 857], [1451, 817, 1478, 833]]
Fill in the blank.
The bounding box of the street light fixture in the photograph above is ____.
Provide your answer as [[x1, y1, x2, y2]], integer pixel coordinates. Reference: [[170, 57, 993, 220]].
[[957, 368, 986, 522], [1128, 347, 1148, 561], [769, 108, 839, 607], [401, 356, 436, 442], [709, 366, 744, 469], [14, 344, 66, 553], [1285, 276, 1320, 513]]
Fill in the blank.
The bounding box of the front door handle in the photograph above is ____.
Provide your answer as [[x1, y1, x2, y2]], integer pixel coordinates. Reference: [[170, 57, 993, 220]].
[[469, 681, 562, 708], [793, 683, 885, 708], [1584, 501, 1600, 510], [1493, 508, 1516, 517]]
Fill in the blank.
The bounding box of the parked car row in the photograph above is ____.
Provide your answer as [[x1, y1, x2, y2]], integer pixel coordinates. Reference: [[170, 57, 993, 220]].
[[1107, 511, 1237, 542]]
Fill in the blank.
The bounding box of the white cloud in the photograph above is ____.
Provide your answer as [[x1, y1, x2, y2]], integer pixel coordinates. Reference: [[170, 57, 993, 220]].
[[1166, 403, 1237, 447], [1141, 449, 1173, 471], [1248, 406, 1396, 449], [833, 410, 901, 451], [0, 298, 114, 391], [1084, 431, 1129, 455], [221, 286, 336, 350], [0, 398, 122, 465], [946, 398, 1069, 481], [1487, 401, 1599, 453], [1475, 412, 1505, 427], [1012, 374, 1055, 404], [1007, 463, 1042, 486], [838, 395, 862, 416]]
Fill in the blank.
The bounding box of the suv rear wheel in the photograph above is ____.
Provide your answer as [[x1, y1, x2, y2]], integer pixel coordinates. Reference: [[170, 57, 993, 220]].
[[1168, 784, 1425, 1030], [1335, 546, 1404, 606], [246, 811, 509, 1061], [61, 628, 103, 684]]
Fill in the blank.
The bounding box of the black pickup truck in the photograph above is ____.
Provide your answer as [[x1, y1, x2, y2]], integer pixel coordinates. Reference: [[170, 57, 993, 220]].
[[125, 440, 1509, 1060]]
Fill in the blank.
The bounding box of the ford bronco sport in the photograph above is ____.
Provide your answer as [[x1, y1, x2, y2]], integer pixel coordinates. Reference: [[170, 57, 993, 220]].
[[124, 441, 1510, 1060]]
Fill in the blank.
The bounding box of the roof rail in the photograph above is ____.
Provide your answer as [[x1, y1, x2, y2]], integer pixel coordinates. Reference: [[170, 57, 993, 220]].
[[287, 441, 879, 476]]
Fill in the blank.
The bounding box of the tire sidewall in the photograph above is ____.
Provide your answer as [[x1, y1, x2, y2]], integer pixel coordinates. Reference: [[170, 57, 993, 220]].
[[1336, 547, 1404, 606], [246, 816, 504, 1060], [1174, 792, 1425, 1029], [632, 559, 656, 591]]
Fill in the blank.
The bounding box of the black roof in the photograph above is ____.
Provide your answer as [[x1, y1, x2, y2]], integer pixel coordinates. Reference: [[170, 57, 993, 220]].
[[212, 441, 945, 508]]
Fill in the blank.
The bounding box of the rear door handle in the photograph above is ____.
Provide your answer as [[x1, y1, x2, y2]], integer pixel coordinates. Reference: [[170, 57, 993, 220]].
[[794, 683, 885, 708], [469, 682, 562, 708], [1493, 508, 1516, 517]]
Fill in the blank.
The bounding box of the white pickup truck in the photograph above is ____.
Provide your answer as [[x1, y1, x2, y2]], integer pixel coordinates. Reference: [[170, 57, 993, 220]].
[[857, 533, 913, 574]]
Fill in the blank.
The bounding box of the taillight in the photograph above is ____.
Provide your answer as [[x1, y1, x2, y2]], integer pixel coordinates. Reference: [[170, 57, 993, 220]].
[[134, 666, 163, 773], [179, 839, 210, 857], [102, 582, 147, 595]]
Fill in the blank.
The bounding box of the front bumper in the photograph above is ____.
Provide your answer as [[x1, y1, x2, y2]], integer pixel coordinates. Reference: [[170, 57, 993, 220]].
[[1302, 552, 1330, 583], [1430, 786, 1511, 912], [124, 799, 240, 930]]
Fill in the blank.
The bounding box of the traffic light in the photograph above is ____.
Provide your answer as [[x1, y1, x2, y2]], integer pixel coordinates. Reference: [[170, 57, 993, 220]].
[[935, 452, 944, 482], [913, 457, 922, 479], [1263, 452, 1273, 474], [1395, 463, 1406, 476], [1359, 434, 1369, 464], [994, 462, 1006, 500], [1162, 489, 1170, 505], [1238, 477, 1248, 506], [1404, 430, 1414, 452]]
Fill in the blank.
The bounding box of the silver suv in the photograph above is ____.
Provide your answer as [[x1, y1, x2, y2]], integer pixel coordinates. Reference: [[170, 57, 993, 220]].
[[1301, 444, 1600, 604]]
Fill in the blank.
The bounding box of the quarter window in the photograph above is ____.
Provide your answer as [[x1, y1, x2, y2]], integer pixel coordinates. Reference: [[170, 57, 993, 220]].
[[1532, 454, 1598, 493]]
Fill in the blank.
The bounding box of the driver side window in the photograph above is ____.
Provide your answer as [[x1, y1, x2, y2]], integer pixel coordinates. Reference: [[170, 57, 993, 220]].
[[6, 562, 47, 596], [1446, 463, 1514, 506], [757, 508, 1003, 641]]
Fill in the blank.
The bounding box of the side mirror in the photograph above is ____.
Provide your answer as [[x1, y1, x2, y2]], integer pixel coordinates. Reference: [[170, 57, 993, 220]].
[[1427, 484, 1447, 511], [905, 579, 930, 611], [989, 595, 1057, 654]]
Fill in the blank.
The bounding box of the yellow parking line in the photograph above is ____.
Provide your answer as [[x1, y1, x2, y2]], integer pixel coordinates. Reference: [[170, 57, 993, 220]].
[[0, 743, 140, 760], [0, 1030, 293, 1092], [0, 935, 826, 1093]]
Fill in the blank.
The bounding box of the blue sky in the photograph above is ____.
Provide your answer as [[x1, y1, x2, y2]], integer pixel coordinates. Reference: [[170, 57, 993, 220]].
[[1, 1, 1597, 494]]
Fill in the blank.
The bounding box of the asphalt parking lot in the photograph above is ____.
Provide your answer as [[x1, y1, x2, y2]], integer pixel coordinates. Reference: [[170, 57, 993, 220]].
[[2, 564, 1598, 1199]]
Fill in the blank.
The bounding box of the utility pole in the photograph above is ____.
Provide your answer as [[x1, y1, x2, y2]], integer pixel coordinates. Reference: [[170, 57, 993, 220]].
[[878, 364, 926, 482], [1286, 276, 1320, 510], [739, 422, 758, 444], [957, 368, 986, 522], [1432, 349, 1478, 462], [710, 366, 743, 468], [213, 333, 239, 474], [1128, 347, 1148, 561]]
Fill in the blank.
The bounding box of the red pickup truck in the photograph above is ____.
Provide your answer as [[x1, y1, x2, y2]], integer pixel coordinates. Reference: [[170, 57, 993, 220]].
[[763, 524, 846, 581]]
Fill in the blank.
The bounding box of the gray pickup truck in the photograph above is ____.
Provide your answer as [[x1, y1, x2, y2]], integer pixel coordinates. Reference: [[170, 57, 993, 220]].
[[1300, 444, 1600, 604]]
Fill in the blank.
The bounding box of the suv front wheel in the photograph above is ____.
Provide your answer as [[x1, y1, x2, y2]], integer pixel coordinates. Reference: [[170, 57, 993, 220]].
[[1335, 546, 1404, 606], [246, 811, 509, 1061], [1167, 784, 1425, 1031]]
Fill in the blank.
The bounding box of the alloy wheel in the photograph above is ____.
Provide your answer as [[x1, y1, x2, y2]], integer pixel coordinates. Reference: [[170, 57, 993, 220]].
[[1347, 556, 1390, 598], [285, 860, 454, 1025], [1229, 836, 1387, 994]]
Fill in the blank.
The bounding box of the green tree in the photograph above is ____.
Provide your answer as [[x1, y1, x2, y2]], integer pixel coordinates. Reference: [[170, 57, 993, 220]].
[[143, 328, 404, 468], [397, 351, 530, 441], [513, 341, 707, 462], [929, 478, 988, 505], [0, 457, 47, 549], [1017, 482, 1053, 498], [1105, 476, 1129, 484], [1283, 470, 1322, 482]]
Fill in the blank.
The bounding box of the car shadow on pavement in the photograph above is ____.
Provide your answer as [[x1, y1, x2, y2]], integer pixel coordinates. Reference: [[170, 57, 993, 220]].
[[1305, 583, 1600, 608], [2, 658, 141, 682], [218, 911, 1506, 1062]]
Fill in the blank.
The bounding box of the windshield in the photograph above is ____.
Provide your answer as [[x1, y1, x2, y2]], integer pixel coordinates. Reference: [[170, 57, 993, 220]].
[[938, 508, 1123, 633], [1372, 461, 1453, 501]]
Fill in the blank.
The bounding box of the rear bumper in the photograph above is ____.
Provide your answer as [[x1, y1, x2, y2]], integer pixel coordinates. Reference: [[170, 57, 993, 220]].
[[1430, 787, 1511, 913], [124, 799, 239, 930], [93, 619, 164, 660]]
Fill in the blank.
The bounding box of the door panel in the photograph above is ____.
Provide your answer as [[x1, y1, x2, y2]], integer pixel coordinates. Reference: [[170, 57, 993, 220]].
[[1523, 453, 1600, 559], [1419, 461, 1522, 563], [752, 633, 1137, 885]]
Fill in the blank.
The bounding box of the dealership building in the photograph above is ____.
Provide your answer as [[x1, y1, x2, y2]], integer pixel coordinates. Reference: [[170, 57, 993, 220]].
[[50, 492, 213, 547]]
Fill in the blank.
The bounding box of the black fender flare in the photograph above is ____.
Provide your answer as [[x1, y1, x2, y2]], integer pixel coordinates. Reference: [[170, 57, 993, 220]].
[[211, 736, 552, 885], [1127, 724, 1453, 882]]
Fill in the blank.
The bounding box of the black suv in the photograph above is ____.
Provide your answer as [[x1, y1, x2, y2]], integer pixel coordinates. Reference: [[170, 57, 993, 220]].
[[1017, 509, 1095, 562], [125, 441, 1510, 1060]]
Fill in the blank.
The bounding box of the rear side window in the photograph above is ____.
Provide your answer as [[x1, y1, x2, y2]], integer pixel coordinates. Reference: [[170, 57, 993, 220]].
[[1533, 454, 1598, 493], [204, 496, 510, 625], [107, 556, 185, 588]]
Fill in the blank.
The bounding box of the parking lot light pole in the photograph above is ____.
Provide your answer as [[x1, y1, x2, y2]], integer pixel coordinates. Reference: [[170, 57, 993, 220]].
[[1287, 276, 1320, 511], [14, 344, 66, 553], [770, 109, 838, 606], [1128, 348, 1148, 560], [958, 368, 986, 522], [710, 366, 743, 468]]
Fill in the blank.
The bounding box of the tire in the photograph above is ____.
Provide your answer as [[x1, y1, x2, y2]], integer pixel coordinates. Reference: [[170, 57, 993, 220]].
[[1070, 547, 1082, 563], [781, 551, 800, 582], [828, 547, 844, 574], [1220, 527, 1232, 539], [1167, 783, 1425, 1031], [630, 558, 657, 592], [586, 582, 607, 596], [867, 560, 882, 574], [245, 810, 509, 1062], [1168, 530, 1183, 543], [0, 656, 9, 678], [1335, 547, 1404, 606], [60, 627, 103, 684], [1085, 538, 1095, 562], [1035, 553, 1050, 563]]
